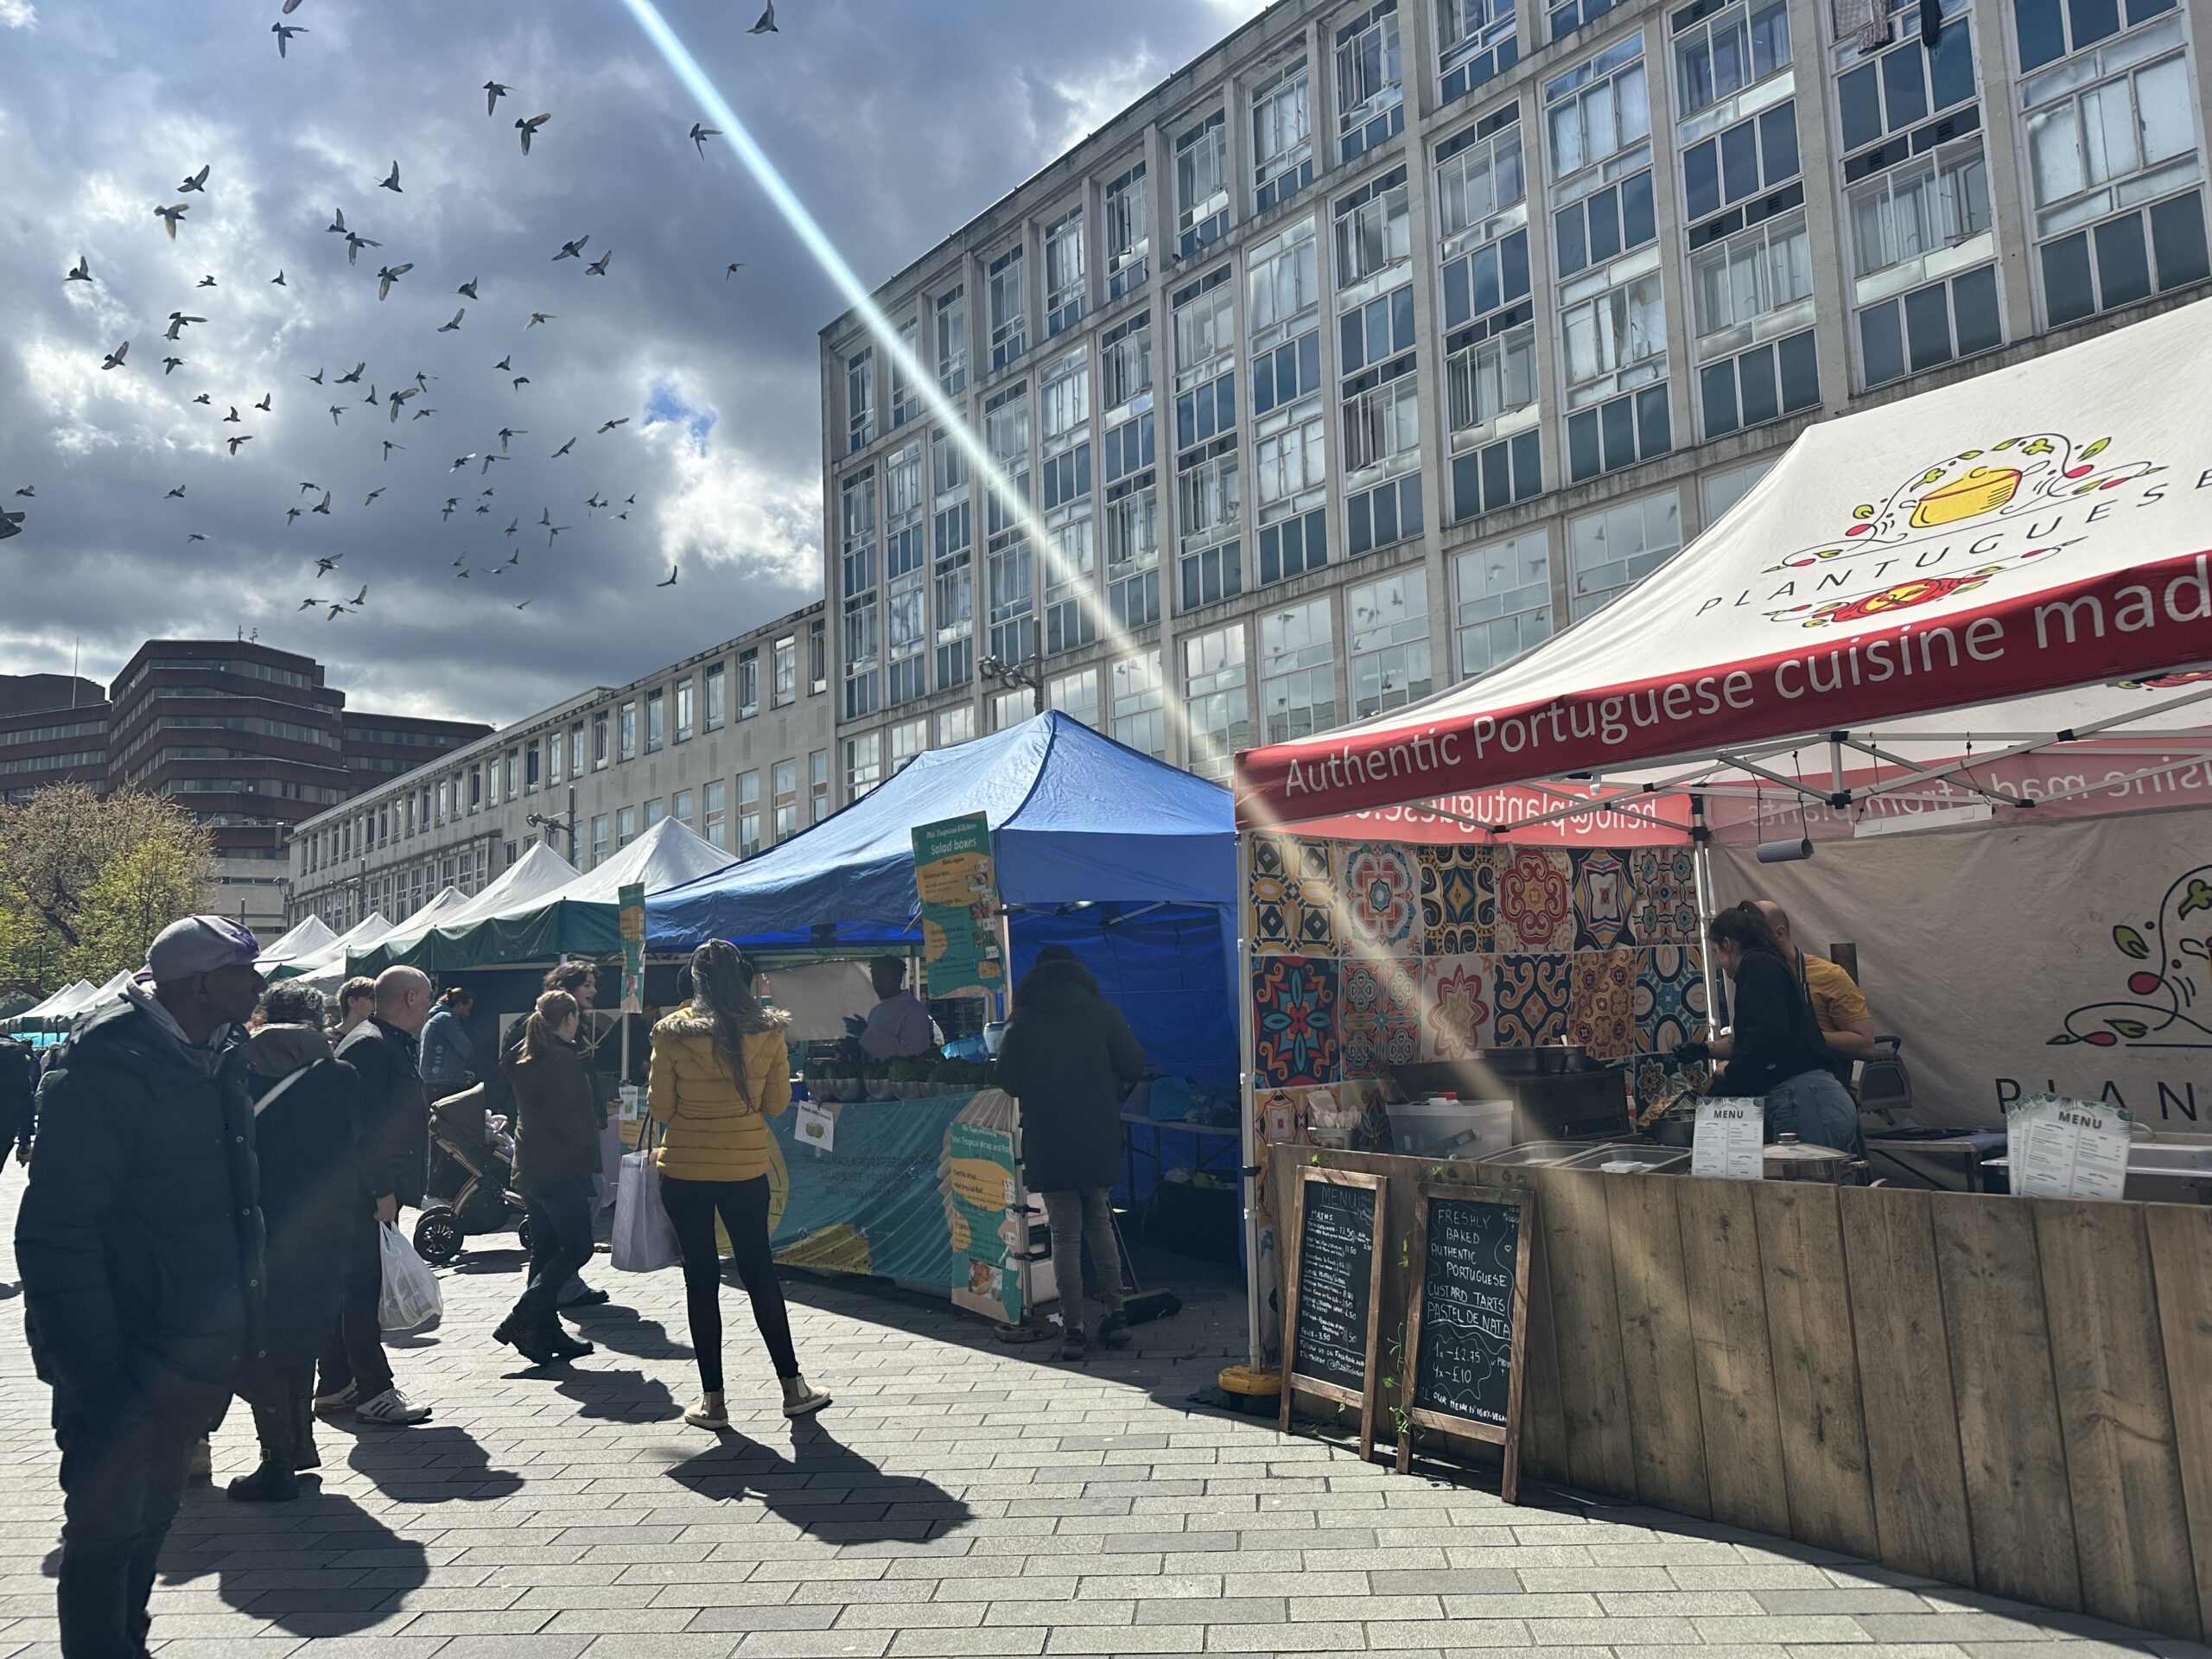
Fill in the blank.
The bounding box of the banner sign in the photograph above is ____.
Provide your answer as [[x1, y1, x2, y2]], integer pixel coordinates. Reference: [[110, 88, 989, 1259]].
[[617, 881, 645, 1014], [947, 1118, 1023, 1323], [911, 812, 1004, 997]]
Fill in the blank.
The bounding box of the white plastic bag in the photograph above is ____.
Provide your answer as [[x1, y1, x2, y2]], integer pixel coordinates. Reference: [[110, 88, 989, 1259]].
[[611, 1137, 682, 1273], [377, 1221, 443, 1332]]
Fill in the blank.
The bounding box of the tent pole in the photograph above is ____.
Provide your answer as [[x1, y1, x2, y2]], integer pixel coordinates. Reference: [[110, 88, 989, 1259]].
[[1235, 830, 1266, 1372], [1690, 792, 1722, 1046], [995, 905, 1039, 1331]]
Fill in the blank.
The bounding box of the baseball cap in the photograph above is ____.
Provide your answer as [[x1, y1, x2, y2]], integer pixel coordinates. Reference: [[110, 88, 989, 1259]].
[[146, 916, 262, 982]]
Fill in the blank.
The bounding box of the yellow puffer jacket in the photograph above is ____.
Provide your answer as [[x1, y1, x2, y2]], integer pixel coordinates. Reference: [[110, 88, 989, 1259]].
[[647, 1008, 792, 1183]]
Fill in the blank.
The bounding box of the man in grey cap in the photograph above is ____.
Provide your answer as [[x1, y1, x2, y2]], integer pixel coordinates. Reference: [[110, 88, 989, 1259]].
[[16, 915, 268, 1658]]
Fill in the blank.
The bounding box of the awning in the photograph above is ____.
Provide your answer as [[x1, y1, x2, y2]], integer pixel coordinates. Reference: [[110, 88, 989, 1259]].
[[3, 977, 95, 1027], [1236, 297, 2212, 827], [356, 842, 580, 974], [270, 911, 393, 984], [255, 915, 337, 975]]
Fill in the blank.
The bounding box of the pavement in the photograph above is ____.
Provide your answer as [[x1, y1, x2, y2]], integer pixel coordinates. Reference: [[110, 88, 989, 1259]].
[[1, 1179, 2205, 1659]]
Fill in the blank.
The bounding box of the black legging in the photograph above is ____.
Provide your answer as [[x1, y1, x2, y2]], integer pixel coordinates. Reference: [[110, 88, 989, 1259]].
[[658, 1173, 798, 1389]]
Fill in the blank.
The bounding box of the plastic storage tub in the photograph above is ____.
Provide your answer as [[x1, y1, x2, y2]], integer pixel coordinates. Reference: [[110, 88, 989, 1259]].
[[1387, 1097, 1516, 1159]]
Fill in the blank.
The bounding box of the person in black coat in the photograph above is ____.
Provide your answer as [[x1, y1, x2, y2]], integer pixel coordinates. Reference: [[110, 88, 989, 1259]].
[[15, 915, 268, 1659], [1690, 901, 1861, 1153], [994, 946, 1146, 1360], [2, 1033, 35, 1169], [228, 983, 359, 1502]]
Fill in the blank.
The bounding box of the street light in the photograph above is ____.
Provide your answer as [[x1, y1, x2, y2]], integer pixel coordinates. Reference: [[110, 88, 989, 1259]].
[[978, 652, 1046, 715]]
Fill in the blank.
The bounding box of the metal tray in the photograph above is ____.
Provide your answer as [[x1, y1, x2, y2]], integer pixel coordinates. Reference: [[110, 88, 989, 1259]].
[[1475, 1140, 1601, 1169], [1557, 1142, 1690, 1173]]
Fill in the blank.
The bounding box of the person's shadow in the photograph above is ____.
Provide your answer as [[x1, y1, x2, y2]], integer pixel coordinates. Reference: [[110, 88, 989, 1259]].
[[663, 1415, 971, 1544], [561, 1302, 693, 1362], [335, 1422, 525, 1503], [158, 1487, 430, 1638], [553, 1365, 679, 1422]]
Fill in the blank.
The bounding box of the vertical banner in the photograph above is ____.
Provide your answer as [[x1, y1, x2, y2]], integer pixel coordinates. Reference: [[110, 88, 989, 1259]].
[[910, 812, 1004, 999], [618, 881, 645, 1014], [946, 1117, 1024, 1324]]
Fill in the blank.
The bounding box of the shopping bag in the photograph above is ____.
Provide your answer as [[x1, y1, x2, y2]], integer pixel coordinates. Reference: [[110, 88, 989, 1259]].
[[611, 1128, 681, 1273], [377, 1221, 443, 1332]]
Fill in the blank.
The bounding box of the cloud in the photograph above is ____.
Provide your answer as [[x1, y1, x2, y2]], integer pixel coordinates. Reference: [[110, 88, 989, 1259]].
[[0, 0, 35, 29]]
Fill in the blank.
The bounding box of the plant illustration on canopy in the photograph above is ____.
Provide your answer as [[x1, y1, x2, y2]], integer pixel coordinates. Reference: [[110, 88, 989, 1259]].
[[2048, 861, 2212, 1050]]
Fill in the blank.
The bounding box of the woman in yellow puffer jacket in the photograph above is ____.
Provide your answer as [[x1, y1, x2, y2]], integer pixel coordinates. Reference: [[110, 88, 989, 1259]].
[[650, 939, 830, 1427]]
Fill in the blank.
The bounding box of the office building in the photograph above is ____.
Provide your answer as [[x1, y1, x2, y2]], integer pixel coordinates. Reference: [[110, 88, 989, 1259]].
[[285, 603, 836, 932], [820, 0, 2208, 792], [0, 675, 111, 803]]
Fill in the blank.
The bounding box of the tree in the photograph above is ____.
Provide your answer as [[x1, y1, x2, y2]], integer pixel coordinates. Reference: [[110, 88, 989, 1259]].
[[0, 786, 218, 990]]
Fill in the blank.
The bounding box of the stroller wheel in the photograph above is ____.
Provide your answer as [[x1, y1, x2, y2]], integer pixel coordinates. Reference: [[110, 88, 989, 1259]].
[[413, 1208, 465, 1267], [516, 1212, 532, 1254]]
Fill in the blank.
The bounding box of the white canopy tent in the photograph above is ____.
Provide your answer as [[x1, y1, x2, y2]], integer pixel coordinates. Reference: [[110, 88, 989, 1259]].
[[254, 915, 338, 976], [272, 911, 395, 990], [2, 978, 96, 1030], [351, 842, 580, 974]]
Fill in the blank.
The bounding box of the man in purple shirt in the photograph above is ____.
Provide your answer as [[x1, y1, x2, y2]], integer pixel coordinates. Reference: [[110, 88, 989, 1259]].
[[846, 958, 938, 1059]]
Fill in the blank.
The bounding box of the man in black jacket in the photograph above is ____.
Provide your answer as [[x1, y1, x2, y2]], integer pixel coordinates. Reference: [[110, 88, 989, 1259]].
[[2, 1033, 35, 1166], [315, 965, 434, 1427], [16, 915, 267, 1659]]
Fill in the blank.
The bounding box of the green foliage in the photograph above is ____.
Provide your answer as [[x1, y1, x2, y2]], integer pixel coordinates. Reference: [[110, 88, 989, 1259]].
[[0, 786, 217, 993]]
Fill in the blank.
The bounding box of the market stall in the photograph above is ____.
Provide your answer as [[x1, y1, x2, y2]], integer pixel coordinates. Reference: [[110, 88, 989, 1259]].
[[253, 915, 337, 978], [1231, 296, 2212, 1637], [352, 842, 579, 976], [270, 910, 393, 988]]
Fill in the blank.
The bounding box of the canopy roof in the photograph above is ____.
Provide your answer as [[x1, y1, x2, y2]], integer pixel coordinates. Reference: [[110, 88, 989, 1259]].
[[1236, 298, 2212, 826], [357, 842, 579, 973], [270, 910, 392, 984], [411, 817, 733, 969], [255, 915, 337, 973], [650, 712, 1235, 949], [6, 977, 95, 1026]]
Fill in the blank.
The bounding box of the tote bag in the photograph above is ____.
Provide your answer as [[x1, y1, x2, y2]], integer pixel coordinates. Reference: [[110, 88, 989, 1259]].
[[611, 1118, 681, 1273]]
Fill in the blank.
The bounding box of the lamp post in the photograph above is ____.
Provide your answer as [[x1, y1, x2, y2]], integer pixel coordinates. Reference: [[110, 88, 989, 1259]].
[[978, 652, 1046, 715]]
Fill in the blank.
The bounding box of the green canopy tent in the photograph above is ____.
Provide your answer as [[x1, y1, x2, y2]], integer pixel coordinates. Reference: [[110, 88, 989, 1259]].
[[353, 842, 580, 976]]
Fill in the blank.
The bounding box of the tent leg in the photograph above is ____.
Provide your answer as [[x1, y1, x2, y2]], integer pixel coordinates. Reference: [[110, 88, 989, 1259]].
[[1234, 836, 1267, 1373], [1691, 794, 1723, 1038]]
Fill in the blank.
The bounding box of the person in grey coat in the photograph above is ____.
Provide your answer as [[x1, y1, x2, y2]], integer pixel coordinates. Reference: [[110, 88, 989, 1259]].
[[992, 945, 1146, 1360]]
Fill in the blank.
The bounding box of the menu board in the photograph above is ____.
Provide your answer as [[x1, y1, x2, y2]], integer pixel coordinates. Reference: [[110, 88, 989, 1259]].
[[1281, 1169, 1386, 1459], [911, 813, 1004, 998], [1398, 1182, 1535, 1504], [2007, 1092, 2131, 1201]]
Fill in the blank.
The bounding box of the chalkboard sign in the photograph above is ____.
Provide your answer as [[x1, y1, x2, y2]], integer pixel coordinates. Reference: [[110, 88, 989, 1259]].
[[1397, 1182, 1535, 1503], [1280, 1168, 1388, 1459]]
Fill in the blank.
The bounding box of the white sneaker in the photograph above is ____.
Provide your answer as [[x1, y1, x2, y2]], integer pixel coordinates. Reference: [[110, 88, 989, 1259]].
[[353, 1388, 430, 1425], [310, 1382, 358, 1416]]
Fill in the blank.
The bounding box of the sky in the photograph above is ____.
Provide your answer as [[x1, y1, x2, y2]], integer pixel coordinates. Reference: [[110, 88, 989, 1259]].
[[0, 0, 1270, 726]]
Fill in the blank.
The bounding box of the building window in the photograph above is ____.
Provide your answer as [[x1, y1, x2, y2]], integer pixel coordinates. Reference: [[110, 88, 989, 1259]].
[[1102, 312, 1154, 416], [1104, 160, 1150, 299], [1107, 486, 1160, 631], [771, 635, 796, 709], [1251, 60, 1315, 214], [590, 814, 609, 867], [2017, 0, 2177, 70], [843, 594, 880, 721], [674, 677, 694, 743], [1338, 281, 1417, 378], [1335, 166, 1413, 299], [618, 699, 636, 761], [1348, 570, 1434, 718], [1846, 136, 1998, 388], [1176, 111, 1230, 257], [1045, 207, 1085, 336], [1111, 652, 1166, 760], [484, 763, 499, 810], [643, 798, 664, 830], [1692, 211, 1818, 436], [1041, 668, 1096, 729], [984, 385, 1035, 665], [1254, 412, 1329, 584], [645, 689, 664, 753], [1675, 0, 1789, 120], [936, 285, 968, 394], [1338, 3, 1407, 163], [810, 749, 830, 822], [592, 710, 608, 768], [842, 467, 880, 721], [938, 707, 976, 747], [1039, 348, 1090, 459], [1679, 102, 1800, 228], [548, 729, 564, 786], [1440, 0, 1522, 105], [1561, 266, 1671, 481], [1549, 38, 1656, 288], [1569, 490, 1681, 619], [704, 661, 726, 729], [1437, 111, 1532, 334], [843, 734, 882, 803], [809, 616, 829, 695], [524, 739, 540, 791], [673, 787, 694, 829], [1455, 531, 1554, 677], [990, 689, 1032, 732], [1446, 322, 1541, 524], [934, 477, 976, 693], [1259, 600, 1338, 745], [703, 779, 727, 849], [847, 347, 874, 454], [737, 771, 761, 857], [772, 760, 798, 841], [890, 318, 920, 429], [1700, 456, 1775, 525], [737, 648, 760, 719], [889, 718, 928, 774], [1177, 453, 1243, 611], [616, 805, 638, 849], [988, 244, 1027, 371], [1183, 626, 1250, 781]]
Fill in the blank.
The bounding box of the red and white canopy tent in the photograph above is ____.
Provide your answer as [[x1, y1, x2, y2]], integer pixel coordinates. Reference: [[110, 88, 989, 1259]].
[[1230, 298, 2212, 1365]]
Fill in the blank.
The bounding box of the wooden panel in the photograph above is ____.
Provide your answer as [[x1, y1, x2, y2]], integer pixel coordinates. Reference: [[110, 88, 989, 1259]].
[[2145, 1203, 2212, 1643], [1930, 1192, 2082, 1612], [1754, 1180, 1879, 1558], [1528, 1167, 1635, 1496], [1516, 1181, 1572, 1483], [2037, 1199, 2198, 1638], [1605, 1174, 1711, 1518], [1839, 1186, 1975, 1586], [1675, 1176, 1790, 1537]]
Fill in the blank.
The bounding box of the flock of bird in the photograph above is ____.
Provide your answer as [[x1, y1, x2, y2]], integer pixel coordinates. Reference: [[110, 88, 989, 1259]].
[[3, 0, 787, 603]]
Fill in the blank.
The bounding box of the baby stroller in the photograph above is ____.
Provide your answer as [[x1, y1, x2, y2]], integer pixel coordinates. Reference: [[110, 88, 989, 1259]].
[[412, 1083, 531, 1266]]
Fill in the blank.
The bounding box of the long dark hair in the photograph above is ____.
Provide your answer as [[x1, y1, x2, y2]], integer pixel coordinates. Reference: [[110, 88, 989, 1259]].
[[689, 939, 772, 1102], [1709, 900, 1786, 958]]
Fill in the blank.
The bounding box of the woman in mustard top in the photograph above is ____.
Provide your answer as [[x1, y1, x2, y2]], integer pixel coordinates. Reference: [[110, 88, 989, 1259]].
[[650, 939, 830, 1426]]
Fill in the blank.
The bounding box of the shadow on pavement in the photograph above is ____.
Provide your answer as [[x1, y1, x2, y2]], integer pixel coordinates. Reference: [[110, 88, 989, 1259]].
[[662, 1414, 972, 1544], [447, 1245, 531, 1275], [552, 1363, 679, 1421], [560, 1300, 694, 1361], [160, 1486, 429, 1637], [331, 1421, 524, 1503]]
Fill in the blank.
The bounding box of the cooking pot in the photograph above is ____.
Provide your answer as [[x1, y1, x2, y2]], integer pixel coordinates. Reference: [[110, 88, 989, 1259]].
[[1764, 1132, 1861, 1183]]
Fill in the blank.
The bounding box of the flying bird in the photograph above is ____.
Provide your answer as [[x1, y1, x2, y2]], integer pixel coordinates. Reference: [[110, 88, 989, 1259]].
[[413, 371, 431, 392], [547, 524, 569, 544], [273, 22, 305, 56], [311, 493, 334, 516], [67, 255, 90, 283], [192, 392, 212, 405], [515, 112, 550, 156], [411, 406, 435, 419], [378, 161, 402, 193], [163, 356, 185, 373], [387, 386, 416, 421], [12, 486, 30, 498], [585, 251, 612, 276], [327, 404, 346, 426], [451, 455, 477, 472], [457, 278, 479, 299], [484, 80, 510, 116], [455, 568, 472, 579], [364, 488, 385, 506], [516, 600, 531, 609], [385, 442, 404, 461], [512, 376, 530, 390], [375, 263, 413, 300], [223, 405, 241, 422], [725, 262, 745, 278], [690, 123, 721, 157], [597, 416, 629, 433], [187, 532, 207, 542], [166, 485, 187, 498], [305, 366, 323, 384], [197, 275, 218, 289], [299, 482, 321, 495], [475, 502, 491, 514], [504, 517, 518, 537], [226, 435, 251, 454], [255, 393, 272, 411], [335, 363, 365, 385], [442, 499, 457, 520], [344, 231, 379, 265], [350, 582, 371, 607], [540, 508, 552, 525], [164, 313, 205, 340], [270, 270, 287, 286], [325, 605, 347, 621], [286, 508, 302, 524], [526, 312, 554, 327], [297, 598, 318, 610], [327, 208, 346, 233], [498, 428, 525, 452], [624, 493, 637, 505], [363, 385, 378, 405], [749, 3, 777, 35], [102, 341, 130, 370], [552, 235, 589, 261], [505, 549, 521, 565], [283, 0, 304, 13], [452, 551, 466, 565], [154, 204, 188, 238], [658, 563, 680, 586], [586, 493, 607, 510], [481, 454, 506, 474], [0, 510, 24, 541], [178, 165, 211, 194], [494, 355, 512, 372], [550, 437, 575, 457], [314, 556, 340, 575]]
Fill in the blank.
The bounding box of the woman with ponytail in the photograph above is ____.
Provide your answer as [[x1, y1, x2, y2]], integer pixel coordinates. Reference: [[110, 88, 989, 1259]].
[[493, 990, 599, 1365], [650, 940, 830, 1426]]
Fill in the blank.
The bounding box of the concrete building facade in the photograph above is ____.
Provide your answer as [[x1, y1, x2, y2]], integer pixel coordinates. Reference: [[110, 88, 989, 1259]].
[[820, 0, 2209, 794], [285, 603, 835, 933]]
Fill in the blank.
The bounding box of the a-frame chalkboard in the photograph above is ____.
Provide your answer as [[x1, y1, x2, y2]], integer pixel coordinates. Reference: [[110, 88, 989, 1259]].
[[1280, 1166, 1388, 1460], [1396, 1181, 1535, 1503]]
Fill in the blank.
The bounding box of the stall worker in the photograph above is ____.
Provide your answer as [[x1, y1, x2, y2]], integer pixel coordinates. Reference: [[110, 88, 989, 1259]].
[[1681, 902, 1859, 1152], [1752, 900, 1876, 1081], [844, 957, 938, 1059]]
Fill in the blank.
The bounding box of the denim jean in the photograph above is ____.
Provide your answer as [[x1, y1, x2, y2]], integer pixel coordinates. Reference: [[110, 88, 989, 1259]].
[[512, 1176, 598, 1337], [1041, 1187, 1126, 1331], [315, 1204, 395, 1401], [1765, 1068, 1860, 1153], [51, 1389, 200, 1657]]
